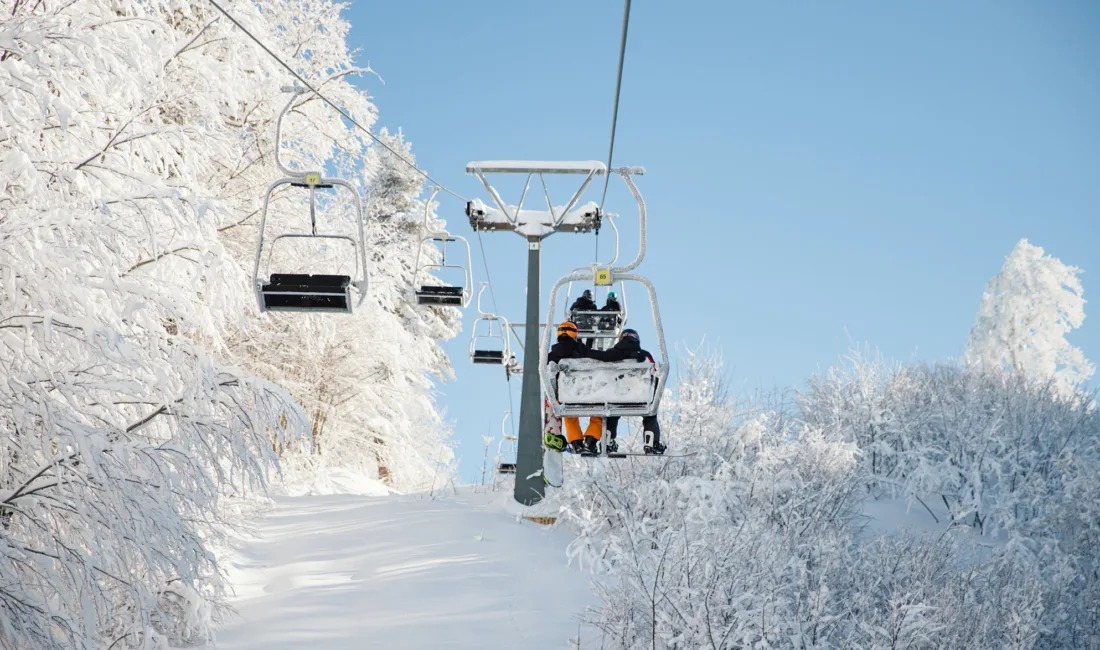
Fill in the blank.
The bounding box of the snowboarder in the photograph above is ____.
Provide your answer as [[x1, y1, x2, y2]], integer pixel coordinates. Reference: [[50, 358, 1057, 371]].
[[544, 321, 603, 456], [586, 328, 667, 455], [569, 289, 598, 313]]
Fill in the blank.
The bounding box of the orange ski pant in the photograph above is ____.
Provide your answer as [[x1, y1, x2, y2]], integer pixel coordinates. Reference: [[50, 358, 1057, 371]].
[[564, 417, 602, 442]]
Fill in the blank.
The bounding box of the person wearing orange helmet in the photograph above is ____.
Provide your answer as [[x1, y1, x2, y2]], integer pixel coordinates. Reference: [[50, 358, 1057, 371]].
[[544, 321, 603, 456]]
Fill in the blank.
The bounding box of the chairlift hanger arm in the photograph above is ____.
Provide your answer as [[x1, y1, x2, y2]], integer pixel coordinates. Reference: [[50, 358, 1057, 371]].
[[610, 171, 646, 274], [274, 86, 310, 178]]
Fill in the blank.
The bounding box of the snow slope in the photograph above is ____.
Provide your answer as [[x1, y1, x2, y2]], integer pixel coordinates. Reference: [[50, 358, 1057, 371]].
[[210, 489, 594, 649]]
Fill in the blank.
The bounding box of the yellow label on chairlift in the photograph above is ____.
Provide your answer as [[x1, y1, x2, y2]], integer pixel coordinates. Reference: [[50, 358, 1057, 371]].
[[305, 173, 322, 186], [594, 268, 613, 286]]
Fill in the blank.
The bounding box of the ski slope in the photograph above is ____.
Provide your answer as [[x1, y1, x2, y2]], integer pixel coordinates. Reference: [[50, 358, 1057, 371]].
[[209, 489, 595, 649]]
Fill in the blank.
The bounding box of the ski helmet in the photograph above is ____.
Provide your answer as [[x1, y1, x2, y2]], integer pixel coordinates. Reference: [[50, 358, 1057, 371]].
[[582, 289, 593, 299], [557, 321, 579, 339], [620, 328, 639, 342], [607, 291, 617, 300]]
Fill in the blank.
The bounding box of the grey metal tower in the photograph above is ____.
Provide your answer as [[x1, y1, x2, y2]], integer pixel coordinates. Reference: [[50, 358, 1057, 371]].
[[465, 161, 606, 505]]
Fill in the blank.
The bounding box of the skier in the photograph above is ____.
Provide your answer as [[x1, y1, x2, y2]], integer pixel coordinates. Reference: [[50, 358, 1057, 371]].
[[587, 328, 667, 455], [544, 321, 603, 456], [569, 289, 598, 313]]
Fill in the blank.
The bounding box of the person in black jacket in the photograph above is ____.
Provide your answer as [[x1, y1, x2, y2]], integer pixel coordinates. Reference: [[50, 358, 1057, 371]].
[[601, 291, 621, 314], [545, 321, 603, 455], [586, 328, 666, 455], [568, 290, 600, 348], [569, 289, 598, 313]]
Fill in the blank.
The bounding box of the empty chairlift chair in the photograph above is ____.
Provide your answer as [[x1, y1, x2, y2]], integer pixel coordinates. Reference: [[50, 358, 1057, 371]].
[[470, 316, 510, 364], [413, 188, 473, 307], [254, 174, 368, 313], [496, 412, 517, 475], [469, 283, 511, 365], [253, 87, 368, 314]]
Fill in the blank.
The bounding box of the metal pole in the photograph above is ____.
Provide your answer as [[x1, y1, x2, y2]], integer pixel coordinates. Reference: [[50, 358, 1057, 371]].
[[513, 238, 545, 504]]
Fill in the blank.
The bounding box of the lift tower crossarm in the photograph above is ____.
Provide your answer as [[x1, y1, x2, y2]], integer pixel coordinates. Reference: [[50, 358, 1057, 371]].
[[466, 161, 608, 175]]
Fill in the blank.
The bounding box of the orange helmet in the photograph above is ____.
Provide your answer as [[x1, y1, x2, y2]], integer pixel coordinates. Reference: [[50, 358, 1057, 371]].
[[557, 321, 579, 339]]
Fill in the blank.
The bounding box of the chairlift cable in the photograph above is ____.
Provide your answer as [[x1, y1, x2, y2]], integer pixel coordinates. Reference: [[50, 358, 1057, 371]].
[[474, 230, 501, 315], [506, 382, 517, 439], [208, 0, 469, 204], [597, 0, 632, 213]]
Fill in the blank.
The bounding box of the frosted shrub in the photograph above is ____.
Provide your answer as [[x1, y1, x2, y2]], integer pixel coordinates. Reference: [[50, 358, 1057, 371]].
[[560, 351, 862, 648], [560, 350, 1100, 648], [802, 353, 1100, 648]]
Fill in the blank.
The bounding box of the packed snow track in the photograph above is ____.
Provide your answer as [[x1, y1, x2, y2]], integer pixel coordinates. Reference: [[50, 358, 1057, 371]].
[[209, 492, 593, 649]]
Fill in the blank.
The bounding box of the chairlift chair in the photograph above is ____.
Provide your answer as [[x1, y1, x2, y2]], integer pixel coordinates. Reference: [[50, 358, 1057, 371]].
[[544, 277, 668, 418], [470, 283, 511, 365], [413, 187, 473, 307], [539, 169, 668, 418], [496, 412, 517, 475], [254, 87, 368, 313], [562, 213, 628, 343]]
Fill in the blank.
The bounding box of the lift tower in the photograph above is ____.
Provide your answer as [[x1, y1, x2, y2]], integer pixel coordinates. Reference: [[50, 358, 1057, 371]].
[[465, 161, 606, 504]]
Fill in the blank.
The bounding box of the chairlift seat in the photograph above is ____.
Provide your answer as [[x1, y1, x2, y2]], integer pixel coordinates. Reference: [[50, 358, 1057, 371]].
[[548, 359, 658, 417], [472, 350, 506, 364], [260, 273, 352, 313], [416, 285, 465, 306], [569, 309, 623, 336]]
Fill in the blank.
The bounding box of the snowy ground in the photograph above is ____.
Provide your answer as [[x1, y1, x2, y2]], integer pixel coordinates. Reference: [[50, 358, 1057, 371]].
[[208, 487, 595, 649]]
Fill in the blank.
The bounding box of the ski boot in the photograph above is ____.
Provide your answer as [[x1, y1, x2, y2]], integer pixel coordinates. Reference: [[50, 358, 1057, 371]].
[[567, 439, 585, 454], [604, 436, 619, 454], [544, 431, 567, 452], [643, 431, 666, 455], [580, 436, 601, 457]]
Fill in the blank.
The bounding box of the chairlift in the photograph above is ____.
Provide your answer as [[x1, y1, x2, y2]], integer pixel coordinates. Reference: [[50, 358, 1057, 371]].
[[469, 283, 511, 365], [253, 86, 368, 313], [413, 187, 473, 307], [540, 169, 669, 418], [563, 213, 627, 346], [496, 412, 517, 475]]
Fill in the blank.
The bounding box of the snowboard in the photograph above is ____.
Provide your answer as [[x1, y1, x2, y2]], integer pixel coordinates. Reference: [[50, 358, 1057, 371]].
[[542, 404, 564, 488], [605, 452, 695, 459]]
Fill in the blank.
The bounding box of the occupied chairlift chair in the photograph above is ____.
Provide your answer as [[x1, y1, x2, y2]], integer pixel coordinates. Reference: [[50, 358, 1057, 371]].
[[254, 86, 368, 313], [540, 168, 669, 419], [565, 214, 627, 350], [413, 187, 473, 307], [470, 283, 511, 365]]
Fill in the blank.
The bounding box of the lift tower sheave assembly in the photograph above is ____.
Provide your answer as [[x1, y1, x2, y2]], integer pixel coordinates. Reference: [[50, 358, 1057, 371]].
[[466, 161, 608, 505]]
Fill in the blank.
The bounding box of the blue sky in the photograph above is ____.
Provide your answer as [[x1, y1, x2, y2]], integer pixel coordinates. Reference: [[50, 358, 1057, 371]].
[[345, 1, 1100, 481]]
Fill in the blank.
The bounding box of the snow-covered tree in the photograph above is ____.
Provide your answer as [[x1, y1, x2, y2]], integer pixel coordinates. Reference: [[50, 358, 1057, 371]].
[[557, 348, 1100, 649], [0, 0, 459, 644], [966, 238, 1093, 398]]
